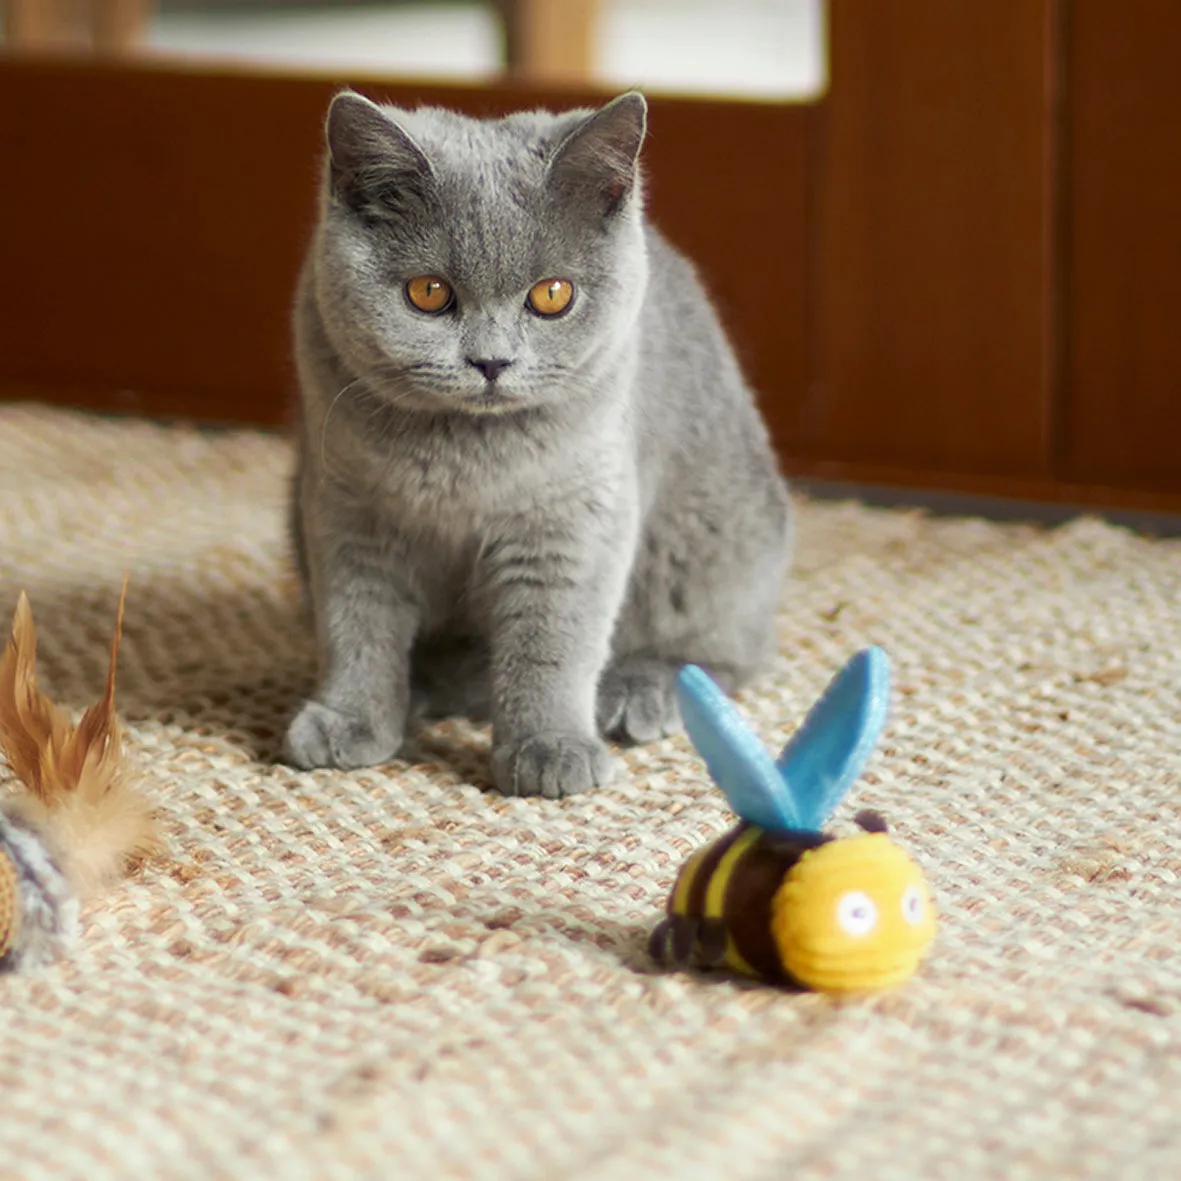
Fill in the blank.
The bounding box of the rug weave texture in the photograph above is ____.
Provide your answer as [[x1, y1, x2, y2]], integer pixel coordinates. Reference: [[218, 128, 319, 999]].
[[0, 404, 1178, 1180]]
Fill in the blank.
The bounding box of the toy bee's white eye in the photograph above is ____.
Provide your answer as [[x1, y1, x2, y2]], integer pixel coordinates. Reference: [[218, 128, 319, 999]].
[[837, 891, 878, 937], [901, 884, 926, 926]]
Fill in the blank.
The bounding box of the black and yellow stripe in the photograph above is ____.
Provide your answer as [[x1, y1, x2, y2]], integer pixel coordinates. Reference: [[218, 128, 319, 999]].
[[653, 822, 831, 983]]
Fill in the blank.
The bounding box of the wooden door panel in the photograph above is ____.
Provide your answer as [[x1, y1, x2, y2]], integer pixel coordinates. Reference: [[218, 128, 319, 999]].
[[1061, 1, 1181, 491], [801, 0, 1058, 478], [0, 59, 809, 434], [0, 65, 327, 424]]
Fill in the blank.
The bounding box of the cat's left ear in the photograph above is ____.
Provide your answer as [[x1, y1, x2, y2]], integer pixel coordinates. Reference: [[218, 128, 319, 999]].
[[549, 92, 647, 217]]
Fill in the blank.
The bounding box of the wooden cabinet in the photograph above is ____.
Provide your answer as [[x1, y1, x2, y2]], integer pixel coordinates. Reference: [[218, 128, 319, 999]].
[[0, 0, 1178, 511], [805, 1, 1057, 480], [1062, 1, 1181, 493]]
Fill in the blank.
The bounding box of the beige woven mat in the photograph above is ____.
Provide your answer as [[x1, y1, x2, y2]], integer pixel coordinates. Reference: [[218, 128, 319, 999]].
[[0, 403, 1178, 1180]]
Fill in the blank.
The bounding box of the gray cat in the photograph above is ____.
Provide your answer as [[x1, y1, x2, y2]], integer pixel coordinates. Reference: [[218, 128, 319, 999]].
[[285, 89, 792, 797]]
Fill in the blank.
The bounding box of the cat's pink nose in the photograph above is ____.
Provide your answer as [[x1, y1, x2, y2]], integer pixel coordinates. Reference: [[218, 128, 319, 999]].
[[467, 357, 513, 382]]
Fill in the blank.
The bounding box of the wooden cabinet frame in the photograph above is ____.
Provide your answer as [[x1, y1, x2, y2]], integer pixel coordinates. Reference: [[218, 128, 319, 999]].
[[1, 1, 1178, 512]]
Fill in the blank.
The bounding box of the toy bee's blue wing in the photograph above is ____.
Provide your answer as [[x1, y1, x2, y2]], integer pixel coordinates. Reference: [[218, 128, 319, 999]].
[[675, 665, 803, 832], [775, 646, 891, 832]]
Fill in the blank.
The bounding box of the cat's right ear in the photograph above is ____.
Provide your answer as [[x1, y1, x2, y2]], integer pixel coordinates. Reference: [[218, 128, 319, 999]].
[[325, 91, 432, 217]]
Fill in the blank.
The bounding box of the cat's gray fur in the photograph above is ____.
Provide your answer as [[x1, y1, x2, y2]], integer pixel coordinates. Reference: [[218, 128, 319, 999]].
[[285, 89, 792, 797]]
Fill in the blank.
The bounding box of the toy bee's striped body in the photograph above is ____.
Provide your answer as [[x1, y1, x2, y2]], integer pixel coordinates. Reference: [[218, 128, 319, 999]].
[[655, 649, 937, 993], [652, 822, 828, 983]]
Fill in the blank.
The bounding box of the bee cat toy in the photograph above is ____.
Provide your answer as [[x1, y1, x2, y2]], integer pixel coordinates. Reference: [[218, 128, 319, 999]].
[[650, 648, 936, 993]]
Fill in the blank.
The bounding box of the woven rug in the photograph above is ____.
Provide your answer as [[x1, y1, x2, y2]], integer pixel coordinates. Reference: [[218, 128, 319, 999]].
[[0, 403, 1178, 1180]]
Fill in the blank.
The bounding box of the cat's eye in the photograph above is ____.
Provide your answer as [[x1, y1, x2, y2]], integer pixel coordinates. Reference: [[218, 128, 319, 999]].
[[527, 278, 575, 318], [406, 275, 454, 314]]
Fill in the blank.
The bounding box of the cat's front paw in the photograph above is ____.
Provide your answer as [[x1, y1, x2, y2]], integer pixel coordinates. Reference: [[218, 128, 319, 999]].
[[283, 700, 403, 770], [490, 732, 615, 798], [596, 658, 682, 744]]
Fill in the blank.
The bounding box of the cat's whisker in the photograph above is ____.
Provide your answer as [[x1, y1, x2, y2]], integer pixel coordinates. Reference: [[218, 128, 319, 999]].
[[316, 367, 419, 483], [318, 374, 372, 478]]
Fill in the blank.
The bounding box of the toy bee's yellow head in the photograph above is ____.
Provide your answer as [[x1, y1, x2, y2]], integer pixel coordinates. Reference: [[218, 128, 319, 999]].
[[771, 832, 936, 992]]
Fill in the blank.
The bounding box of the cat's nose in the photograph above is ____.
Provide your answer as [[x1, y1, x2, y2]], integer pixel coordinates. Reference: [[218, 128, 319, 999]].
[[466, 357, 514, 382]]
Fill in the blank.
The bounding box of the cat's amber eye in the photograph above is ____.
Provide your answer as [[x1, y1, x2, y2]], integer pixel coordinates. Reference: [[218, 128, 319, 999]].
[[405, 275, 454, 314], [527, 278, 575, 318]]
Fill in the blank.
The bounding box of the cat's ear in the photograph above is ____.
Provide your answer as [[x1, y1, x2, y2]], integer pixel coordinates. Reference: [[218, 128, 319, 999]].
[[549, 92, 647, 217], [325, 91, 432, 217]]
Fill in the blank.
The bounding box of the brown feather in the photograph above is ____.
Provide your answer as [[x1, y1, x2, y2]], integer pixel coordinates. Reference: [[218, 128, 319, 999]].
[[0, 579, 163, 898]]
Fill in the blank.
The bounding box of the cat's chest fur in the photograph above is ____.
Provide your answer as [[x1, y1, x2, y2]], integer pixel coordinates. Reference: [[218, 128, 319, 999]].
[[338, 400, 632, 560]]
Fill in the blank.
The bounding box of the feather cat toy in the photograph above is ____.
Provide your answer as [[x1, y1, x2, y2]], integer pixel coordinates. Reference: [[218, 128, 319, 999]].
[[0, 582, 161, 971], [650, 648, 936, 992]]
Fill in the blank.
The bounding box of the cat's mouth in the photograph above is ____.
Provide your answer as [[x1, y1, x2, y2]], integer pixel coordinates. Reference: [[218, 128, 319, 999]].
[[457, 388, 529, 415]]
